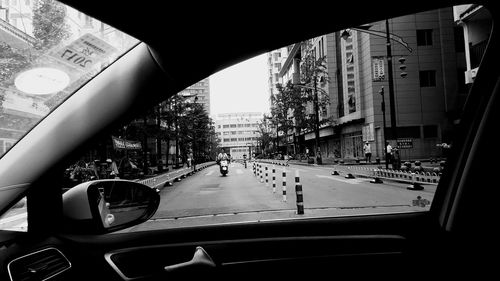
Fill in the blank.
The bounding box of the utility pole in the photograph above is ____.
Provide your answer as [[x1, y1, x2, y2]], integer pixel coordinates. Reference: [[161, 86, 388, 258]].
[[386, 19, 398, 141]]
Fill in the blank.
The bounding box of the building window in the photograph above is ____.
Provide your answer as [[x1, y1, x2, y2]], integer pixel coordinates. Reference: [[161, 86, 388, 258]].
[[417, 29, 433, 46], [419, 70, 436, 87], [230, 124, 237, 128], [223, 125, 229, 128]]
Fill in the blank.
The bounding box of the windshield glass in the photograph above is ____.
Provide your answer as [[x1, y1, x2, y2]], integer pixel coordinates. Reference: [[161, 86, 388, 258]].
[[0, 0, 138, 157], [11, 4, 489, 233]]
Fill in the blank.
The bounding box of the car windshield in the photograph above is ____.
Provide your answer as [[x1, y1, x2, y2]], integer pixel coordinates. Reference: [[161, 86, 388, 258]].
[[0, 3, 492, 233], [0, 0, 138, 158]]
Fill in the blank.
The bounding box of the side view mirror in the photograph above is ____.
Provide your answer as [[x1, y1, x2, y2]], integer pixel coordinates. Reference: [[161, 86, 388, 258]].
[[62, 180, 160, 234]]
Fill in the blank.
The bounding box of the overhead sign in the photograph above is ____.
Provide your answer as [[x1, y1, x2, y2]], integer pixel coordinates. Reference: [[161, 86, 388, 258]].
[[397, 138, 413, 149], [112, 136, 142, 150], [51, 33, 118, 71]]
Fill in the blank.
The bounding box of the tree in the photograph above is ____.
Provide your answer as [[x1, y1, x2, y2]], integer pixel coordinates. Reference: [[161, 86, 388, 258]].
[[294, 41, 331, 158], [32, 0, 71, 50], [256, 115, 274, 156]]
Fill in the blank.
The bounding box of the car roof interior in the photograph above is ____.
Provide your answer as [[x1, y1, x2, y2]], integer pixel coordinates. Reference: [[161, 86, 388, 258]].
[[59, 0, 485, 104]]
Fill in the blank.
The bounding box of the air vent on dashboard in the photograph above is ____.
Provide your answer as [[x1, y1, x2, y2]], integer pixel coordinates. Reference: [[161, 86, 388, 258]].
[[8, 247, 71, 281]]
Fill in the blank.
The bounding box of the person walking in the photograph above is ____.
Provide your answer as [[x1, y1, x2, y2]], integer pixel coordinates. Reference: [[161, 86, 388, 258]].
[[363, 141, 372, 163]]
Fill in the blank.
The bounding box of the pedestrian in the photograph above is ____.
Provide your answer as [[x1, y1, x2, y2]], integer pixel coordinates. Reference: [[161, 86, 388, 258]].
[[386, 141, 393, 167], [392, 148, 401, 170], [363, 141, 372, 163]]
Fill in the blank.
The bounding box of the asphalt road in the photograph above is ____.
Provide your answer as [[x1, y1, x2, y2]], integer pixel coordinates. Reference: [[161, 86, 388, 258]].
[[126, 162, 436, 232]]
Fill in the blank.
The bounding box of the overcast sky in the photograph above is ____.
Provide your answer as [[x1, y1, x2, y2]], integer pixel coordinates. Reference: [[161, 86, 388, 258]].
[[209, 54, 270, 117]]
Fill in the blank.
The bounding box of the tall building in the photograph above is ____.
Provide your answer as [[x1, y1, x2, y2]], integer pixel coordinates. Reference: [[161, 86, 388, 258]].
[[267, 48, 288, 99], [214, 112, 262, 159], [274, 7, 466, 161], [178, 78, 211, 114], [454, 5, 492, 85]]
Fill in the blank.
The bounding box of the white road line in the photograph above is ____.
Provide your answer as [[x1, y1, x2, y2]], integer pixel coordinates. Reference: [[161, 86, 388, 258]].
[[205, 170, 214, 176], [316, 175, 362, 184]]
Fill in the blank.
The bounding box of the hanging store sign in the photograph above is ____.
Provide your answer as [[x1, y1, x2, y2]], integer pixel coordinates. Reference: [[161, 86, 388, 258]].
[[372, 56, 385, 81], [397, 138, 413, 149], [112, 136, 142, 150]]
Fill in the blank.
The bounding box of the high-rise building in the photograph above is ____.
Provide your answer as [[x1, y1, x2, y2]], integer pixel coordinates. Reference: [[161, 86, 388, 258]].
[[178, 78, 211, 115], [214, 112, 262, 159], [275, 7, 466, 161], [267, 48, 287, 99]]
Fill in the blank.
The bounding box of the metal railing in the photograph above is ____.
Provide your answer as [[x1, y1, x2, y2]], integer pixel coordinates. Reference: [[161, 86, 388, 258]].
[[136, 161, 216, 189]]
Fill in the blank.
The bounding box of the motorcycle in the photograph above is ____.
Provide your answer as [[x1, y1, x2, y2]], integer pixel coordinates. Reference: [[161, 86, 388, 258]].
[[219, 160, 229, 176]]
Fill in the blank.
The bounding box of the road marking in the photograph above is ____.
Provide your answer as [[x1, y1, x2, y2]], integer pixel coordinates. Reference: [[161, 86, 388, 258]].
[[316, 175, 362, 184], [205, 171, 214, 176]]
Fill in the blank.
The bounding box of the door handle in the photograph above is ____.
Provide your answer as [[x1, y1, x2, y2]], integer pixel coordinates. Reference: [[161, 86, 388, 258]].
[[164, 246, 216, 273]]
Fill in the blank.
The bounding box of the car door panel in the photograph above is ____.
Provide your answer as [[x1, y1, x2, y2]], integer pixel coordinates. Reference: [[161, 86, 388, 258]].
[[33, 212, 434, 280]]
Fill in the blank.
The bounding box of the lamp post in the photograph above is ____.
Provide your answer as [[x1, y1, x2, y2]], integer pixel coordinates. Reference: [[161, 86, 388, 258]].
[[379, 86, 388, 169]]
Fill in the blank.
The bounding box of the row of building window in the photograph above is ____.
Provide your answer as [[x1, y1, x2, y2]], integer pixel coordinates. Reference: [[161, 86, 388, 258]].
[[222, 137, 258, 142], [219, 131, 259, 136], [219, 123, 259, 129]]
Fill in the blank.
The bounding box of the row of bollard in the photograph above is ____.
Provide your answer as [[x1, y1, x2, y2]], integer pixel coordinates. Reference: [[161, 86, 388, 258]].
[[253, 161, 304, 215]]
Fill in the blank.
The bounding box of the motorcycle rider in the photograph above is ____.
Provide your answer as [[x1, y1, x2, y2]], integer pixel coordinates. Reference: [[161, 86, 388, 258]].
[[217, 148, 230, 164], [217, 148, 231, 176]]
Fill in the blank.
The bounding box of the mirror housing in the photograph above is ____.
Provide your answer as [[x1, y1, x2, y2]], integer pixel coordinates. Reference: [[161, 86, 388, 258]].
[[62, 180, 160, 234]]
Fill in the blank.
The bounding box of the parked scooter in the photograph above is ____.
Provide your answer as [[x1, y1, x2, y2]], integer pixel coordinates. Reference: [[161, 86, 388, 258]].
[[219, 160, 229, 176]]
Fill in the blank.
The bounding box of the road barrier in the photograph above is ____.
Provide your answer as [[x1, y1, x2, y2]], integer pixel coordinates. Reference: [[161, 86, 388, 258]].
[[345, 166, 355, 179], [282, 169, 287, 202], [372, 168, 439, 185], [253, 161, 256, 176], [407, 172, 424, 190], [256, 159, 289, 166], [136, 161, 216, 189], [295, 170, 304, 215]]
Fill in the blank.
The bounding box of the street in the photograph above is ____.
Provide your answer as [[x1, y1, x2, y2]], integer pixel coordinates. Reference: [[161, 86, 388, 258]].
[[127, 162, 436, 232]]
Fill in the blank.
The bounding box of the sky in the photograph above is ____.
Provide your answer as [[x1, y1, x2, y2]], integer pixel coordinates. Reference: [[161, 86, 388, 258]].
[[209, 54, 270, 117]]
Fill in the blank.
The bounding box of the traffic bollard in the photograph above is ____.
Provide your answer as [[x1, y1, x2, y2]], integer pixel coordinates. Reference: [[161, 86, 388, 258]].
[[253, 162, 256, 176], [272, 165, 276, 193], [265, 166, 269, 187], [260, 164, 264, 183], [295, 170, 304, 215], [282, 168, 287, 202]]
